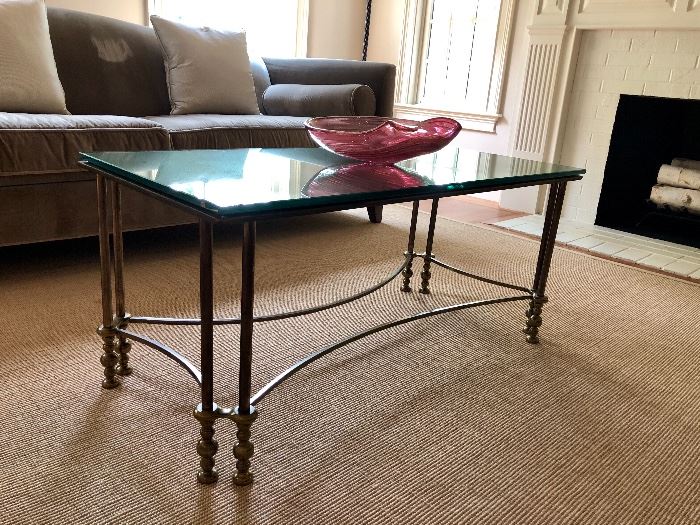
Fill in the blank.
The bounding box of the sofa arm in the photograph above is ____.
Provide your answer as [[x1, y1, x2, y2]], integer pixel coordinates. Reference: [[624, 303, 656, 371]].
[[262, 84, 376, 117], [262, 58, 396, 117]]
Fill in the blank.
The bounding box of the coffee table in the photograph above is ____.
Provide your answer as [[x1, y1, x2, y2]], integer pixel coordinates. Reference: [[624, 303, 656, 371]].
[[80, 147, 584, 486]]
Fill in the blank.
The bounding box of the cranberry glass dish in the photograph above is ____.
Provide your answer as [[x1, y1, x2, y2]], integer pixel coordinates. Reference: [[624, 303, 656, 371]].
[[304, 116, 462, 165]]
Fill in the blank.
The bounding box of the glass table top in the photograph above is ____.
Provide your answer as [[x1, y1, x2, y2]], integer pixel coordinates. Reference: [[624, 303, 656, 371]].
[[80, 147, 584, 220]]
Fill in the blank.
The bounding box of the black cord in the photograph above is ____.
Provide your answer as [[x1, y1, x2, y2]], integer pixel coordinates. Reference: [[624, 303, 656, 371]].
[[362, 0, 372, 61]]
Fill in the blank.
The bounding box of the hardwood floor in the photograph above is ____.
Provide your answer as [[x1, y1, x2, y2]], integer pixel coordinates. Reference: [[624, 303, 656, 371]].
[[424, 197, 700, 282], [399, 195, 525, 225]]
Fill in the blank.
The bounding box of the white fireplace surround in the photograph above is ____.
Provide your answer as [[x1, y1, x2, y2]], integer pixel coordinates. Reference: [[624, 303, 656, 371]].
[[503, 0, 700, 222]]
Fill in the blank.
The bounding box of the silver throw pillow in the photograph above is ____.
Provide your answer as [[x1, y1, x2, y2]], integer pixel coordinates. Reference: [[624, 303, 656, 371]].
[[150, 15, 260, 116]]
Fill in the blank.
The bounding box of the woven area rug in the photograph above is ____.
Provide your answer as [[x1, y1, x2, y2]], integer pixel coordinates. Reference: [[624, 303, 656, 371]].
[[1, 205, 698, 524]]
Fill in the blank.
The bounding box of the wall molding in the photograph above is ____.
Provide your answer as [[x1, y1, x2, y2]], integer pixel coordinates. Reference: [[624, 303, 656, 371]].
[[578, 0, 675, 15], [573, 0, 700, 22], [513, 42, 561, 155], [394, 104, 500, 133], [538, 0, 566, 15]]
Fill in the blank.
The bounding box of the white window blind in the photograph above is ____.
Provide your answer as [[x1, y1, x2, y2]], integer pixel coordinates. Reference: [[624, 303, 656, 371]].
[[418, 0, 500, 110], [397, 0, 514, 131], [150, 0, 307, 58]]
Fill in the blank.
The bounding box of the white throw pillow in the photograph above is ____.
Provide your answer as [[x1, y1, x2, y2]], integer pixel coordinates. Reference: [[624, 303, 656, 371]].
[[150, 15, 260, 115], [0, 0, 68, 114]]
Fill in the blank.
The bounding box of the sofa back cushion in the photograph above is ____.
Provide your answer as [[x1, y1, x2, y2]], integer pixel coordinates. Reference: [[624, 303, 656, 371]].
[[46, 7, 171, 117]]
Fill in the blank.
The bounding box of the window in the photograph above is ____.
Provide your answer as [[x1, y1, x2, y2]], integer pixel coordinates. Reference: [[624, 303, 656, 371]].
[[149, 0, 308, 58], [396, 0, 515, 132]]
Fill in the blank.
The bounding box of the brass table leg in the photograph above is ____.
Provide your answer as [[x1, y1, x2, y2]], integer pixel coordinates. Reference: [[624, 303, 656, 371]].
[[233, 221, 257, 486], [525, 181, 567, 344], [195, 219, 219, 484], [419, 198, 440, 294], [111, 182, 132, 376], [96, 175, 120, 389], [401, 201, 420, 292]]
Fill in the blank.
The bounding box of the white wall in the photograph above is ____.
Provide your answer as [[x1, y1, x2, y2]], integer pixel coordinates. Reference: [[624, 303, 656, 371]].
[[365, 0, 403, 66], [45, 0, 147, 24], [307, 0, 366, 60], [45, 0, 367, 60]]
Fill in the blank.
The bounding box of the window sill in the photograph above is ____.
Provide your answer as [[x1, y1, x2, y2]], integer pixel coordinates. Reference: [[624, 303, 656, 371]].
[[393, 104, 501, 133]]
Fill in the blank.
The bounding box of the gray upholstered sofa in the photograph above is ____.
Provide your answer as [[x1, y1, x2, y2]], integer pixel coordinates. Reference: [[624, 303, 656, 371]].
[[0, 8, 396, 246]]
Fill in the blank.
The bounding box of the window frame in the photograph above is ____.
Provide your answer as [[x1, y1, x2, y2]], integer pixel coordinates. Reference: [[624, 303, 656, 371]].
[[395, 0, 516, 133], [148, 0, 310, 58]]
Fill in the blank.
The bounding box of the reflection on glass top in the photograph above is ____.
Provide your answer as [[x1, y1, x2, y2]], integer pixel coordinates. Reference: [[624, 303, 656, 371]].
[[80, 147, 584, 219]]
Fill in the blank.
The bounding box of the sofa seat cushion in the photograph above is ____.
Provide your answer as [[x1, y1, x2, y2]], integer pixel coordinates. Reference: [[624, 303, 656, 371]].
[[145, 114, 315, 149], [0, 113, 170, 176]]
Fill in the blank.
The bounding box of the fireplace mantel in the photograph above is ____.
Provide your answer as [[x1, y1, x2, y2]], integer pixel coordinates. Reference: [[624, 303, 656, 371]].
[[502, 0, 700, 214]]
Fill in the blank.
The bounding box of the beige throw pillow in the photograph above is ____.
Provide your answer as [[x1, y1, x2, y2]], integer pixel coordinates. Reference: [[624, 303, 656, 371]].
[[150, 16, 259, 115], [0, 0, 68, 114]]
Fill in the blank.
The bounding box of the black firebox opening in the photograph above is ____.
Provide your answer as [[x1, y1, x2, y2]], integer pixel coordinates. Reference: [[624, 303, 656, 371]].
[[596, 94, 700, 248]]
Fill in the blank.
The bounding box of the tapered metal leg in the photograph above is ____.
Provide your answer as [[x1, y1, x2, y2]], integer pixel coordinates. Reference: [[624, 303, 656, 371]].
[[419, 198, 440, 294], [96, 175, 120, 389], [525, 182, 567, 344], [111, 182, 132, 376], [195, 219, 219, 484], [233, 221, 257, 486], [401, 201, 420, 292]]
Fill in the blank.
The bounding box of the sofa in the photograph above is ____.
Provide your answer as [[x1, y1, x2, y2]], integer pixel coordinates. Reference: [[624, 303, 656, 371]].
[[0, 8, 396, 247]]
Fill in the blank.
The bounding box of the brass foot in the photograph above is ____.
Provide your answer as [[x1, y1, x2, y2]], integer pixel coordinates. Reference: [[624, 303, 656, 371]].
[[419, 268, 431, 295], [99, 331, 120, 389], [232, 407, 258, 486], [116, 338, 133, 376], [194, 403, 219, 484], [524, 299, 546, 345]]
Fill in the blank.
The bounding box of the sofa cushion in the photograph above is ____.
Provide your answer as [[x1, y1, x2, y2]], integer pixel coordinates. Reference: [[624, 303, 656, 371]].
[[145, 114, 315, 149], [250, 57, 272, 111], [150, 16, 259, 116], [0, 0, 68, 114], [264, 58, 395, 117], [0, 113, 171, 176], [47, 8, 171, 117], [262, 84, 376, 117]]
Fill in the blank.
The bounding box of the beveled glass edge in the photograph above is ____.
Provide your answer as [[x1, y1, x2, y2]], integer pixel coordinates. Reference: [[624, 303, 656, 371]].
[[79, 156, 222, 218], [79, 152, 584, 221]]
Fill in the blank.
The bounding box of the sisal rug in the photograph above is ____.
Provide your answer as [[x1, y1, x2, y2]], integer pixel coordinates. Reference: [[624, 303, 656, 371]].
[[0, 205, 698, 524]]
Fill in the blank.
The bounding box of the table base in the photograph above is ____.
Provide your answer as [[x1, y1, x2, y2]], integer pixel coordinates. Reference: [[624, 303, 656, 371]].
[[95, 180, 567, 485]]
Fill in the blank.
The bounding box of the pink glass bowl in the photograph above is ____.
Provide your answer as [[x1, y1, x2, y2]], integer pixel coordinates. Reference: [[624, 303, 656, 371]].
[[305, 116, 462, 165], [303, 163, 427, 198]]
